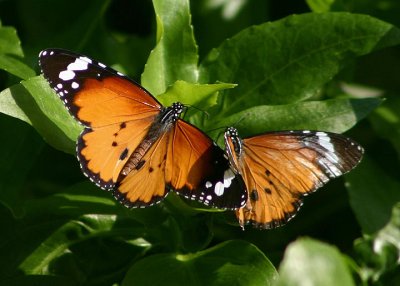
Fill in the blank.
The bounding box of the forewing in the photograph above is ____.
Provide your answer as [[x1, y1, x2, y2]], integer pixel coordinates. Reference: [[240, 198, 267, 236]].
[[39, 48, 161, 127], [39, 49, 162, 189]]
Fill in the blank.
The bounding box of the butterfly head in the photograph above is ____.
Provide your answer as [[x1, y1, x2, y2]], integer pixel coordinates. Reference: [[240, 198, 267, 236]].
[[224, 127, 243, 174], [159, 102, 184, 125], [224, 127, 242, 155]]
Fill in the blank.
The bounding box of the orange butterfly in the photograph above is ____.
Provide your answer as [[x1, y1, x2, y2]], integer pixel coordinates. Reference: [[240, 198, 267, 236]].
[[39, 49, 246, 209], [224, 127, 363, 229]]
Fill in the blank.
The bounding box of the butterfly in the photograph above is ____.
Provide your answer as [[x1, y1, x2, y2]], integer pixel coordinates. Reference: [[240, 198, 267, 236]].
[[224, 127, 363, 229], [39, 48, 247, 209]]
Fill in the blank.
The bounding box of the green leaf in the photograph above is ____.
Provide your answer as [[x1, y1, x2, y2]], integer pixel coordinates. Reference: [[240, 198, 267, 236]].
[[0, 115, 44, 217], [159, 80, 236, 108], [158, 80, 236, 127], [209, 98, 380, 141], [354, 203, 400, 283], [346, 157, 400, 234], [0, 23, 35, 79], [122, 240, 278, 286], [370, 96, 400, 158], [141, 0, 198, 95], [199, 13, 400, 118], [277, 238, 355, 286], [0, 76, 82, 153], [306, 0, 335, 12]]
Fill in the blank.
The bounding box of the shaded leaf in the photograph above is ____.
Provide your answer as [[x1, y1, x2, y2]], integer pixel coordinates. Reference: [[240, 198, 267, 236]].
[[123, 240, 278, 286], [0, 115, 44, 217], [354, 203, 400, 284], [346, 157, 400, 234], [370, 96, 400, 159]]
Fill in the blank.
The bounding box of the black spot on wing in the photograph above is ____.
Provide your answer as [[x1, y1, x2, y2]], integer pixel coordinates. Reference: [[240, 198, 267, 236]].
[[119, 148, 129, 160], [250, 189, 259, 201]]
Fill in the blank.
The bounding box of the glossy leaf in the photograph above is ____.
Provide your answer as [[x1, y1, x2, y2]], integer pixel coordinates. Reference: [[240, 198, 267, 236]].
[[122, 240, 278, 286], [209, 97, 381, 141], [0, 76, 82, 154], [199, 13, 400, 118]]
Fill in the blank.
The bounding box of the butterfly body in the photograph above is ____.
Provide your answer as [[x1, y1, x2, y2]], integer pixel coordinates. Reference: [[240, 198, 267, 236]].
[[224, 127, 363, 229], [39, 49, 247, 209]]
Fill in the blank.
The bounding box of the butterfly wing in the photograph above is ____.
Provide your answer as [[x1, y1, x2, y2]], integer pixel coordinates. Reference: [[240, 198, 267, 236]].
[[113, 129, 170, 207], [113, 119, 247, 209], [225, 129, 363, 228], [166, 120, 247, 209], [39, 49, 162, 188]]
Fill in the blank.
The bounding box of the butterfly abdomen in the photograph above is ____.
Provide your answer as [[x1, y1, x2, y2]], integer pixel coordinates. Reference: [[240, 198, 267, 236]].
[[120, 103, 184, 177]]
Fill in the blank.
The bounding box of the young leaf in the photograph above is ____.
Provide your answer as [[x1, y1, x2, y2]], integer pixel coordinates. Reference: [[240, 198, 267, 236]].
[[141, 0, 198, 95]]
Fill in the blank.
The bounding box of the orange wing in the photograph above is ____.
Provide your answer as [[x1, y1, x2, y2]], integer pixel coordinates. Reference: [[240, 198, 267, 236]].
[[225, 128, 363, 229], [166, 120, 246, 209], [113, 131, 170, 207], [113, 119, 247, 209], [39, 49, 161, 189]]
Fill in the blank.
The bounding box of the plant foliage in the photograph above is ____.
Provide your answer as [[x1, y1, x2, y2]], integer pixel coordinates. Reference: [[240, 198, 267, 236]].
[[0, 0, 400, 285]]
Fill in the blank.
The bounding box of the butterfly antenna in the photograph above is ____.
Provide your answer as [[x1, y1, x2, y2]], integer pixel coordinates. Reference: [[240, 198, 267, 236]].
[[184, 104, 210, 119]]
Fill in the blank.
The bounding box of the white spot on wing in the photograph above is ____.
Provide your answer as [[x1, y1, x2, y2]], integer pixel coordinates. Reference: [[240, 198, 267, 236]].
[[205, 181, 212, 188], [223, 169, 234, 188], [214, 182, 224, 196], [79, 56, 92, 64], [67, 58, 89, 72], [71, 82, 79, 89], [59, 70, 75, 81], [316, 132, 339, 163]]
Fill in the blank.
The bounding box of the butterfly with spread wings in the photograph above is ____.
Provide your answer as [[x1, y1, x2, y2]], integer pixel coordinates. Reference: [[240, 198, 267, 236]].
[[39, 49, 246, 209], [224, 127, 363, 229]]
